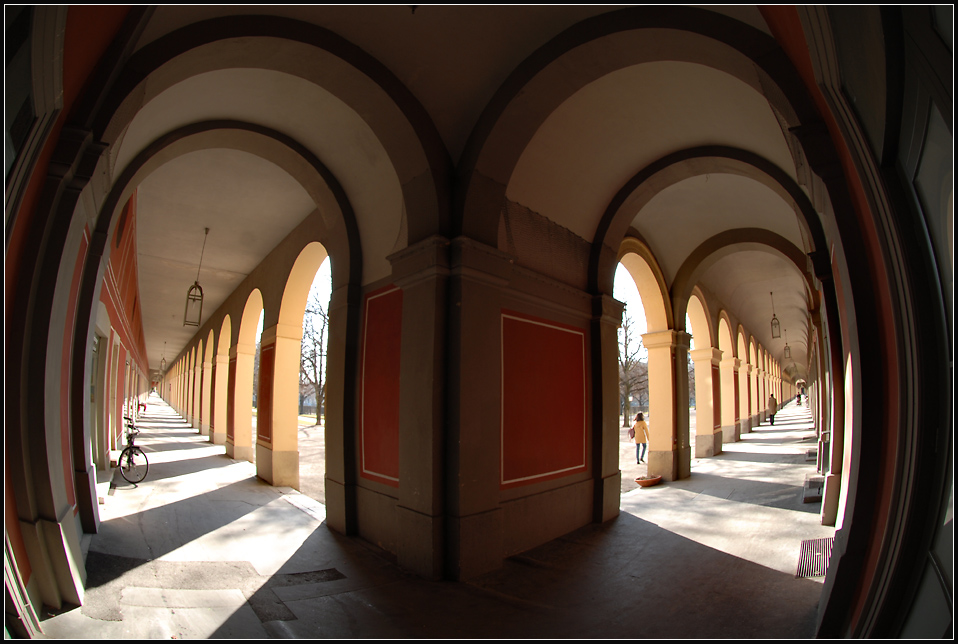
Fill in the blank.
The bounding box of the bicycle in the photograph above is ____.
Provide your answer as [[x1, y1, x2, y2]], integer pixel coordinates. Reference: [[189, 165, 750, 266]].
[[119, 416, 149, 484]]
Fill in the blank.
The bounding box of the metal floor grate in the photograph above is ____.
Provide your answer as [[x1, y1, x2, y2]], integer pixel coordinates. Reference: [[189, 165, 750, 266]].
[[796, 537, 834, 578]]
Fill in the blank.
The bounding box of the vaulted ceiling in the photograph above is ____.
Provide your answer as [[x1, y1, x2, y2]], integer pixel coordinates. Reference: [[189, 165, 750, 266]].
[[109, 6, 813, 380]]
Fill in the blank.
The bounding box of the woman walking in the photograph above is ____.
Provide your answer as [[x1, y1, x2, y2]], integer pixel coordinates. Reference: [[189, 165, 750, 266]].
[[631, 412, 650, 464]]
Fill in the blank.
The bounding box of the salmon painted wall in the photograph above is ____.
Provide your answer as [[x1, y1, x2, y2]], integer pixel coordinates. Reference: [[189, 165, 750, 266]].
[[5, 5, 131, 590], [759, 6, 901, 630], [5, 6, 130, 315]]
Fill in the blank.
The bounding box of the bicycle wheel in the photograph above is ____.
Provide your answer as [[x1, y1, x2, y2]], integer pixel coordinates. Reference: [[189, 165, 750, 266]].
[[119, 446, 148, 484]]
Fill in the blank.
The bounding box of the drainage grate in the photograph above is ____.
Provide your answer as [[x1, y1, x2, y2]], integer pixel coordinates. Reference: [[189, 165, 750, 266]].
[[796, 537, 834, 578]]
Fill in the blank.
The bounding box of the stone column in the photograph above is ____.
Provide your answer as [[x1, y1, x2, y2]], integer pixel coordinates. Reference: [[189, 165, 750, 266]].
[[691, 347, 723, 457], [643, 330, 691, 480], [739, 362, 753, 434], [594, 293, 625, 520], [389, 236, 449, 580], [192, 355, 201, 429], [210, 352, 228, 445], [200, 352, 212, 435], [324, 280, 361, 537], [226, 342, 255, 462], [720, 356, 741, 443], [256, 323, 302, 488], [751, 362, 760, 428]]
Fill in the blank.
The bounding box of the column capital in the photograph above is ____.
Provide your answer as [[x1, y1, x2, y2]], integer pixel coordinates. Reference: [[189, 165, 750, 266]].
[[389, 234, 451, 288], [690, 347, 722, 364], [593, 293, 624, 326], [642, 329, 691, 350], [231, 342, 256, 358], [261, 322, 303, 344], [720, 356, 741, 369]]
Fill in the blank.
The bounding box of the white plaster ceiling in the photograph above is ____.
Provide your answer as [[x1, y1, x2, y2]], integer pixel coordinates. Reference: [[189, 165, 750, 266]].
[[506, 58, 809, 374], [114, 6, 808, 379], [699, 251, 810, 369], [135, 148, 315, 359], [507, 61, 796, 241], [634, 173, 804, 284]]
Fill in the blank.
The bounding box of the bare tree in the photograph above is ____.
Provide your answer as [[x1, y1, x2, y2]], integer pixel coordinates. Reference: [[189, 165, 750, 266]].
[[687, 348, 696, 406], [300, 290, 329, 425], [618, 311, 648, 426]]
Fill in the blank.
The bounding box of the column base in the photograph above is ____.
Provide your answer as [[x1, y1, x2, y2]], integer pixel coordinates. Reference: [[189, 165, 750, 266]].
[[226, 440, 253, 463], [648, 448, 691, 481], [398, 505, 443, 580], [721, 423, 739, 444], [598, 470, 621, 522], [74, 465, 101, 533], [20, 512, 86, 610], [325, 477, 349, 534], [821, 472, 841, 526], [695, 431, 723, 458], [256, 444, 299, 488], [447, 508, 503, 581]]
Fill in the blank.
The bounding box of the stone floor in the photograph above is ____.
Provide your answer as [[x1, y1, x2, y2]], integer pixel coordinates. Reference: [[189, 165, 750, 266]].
[[36, 396, 833, 639]]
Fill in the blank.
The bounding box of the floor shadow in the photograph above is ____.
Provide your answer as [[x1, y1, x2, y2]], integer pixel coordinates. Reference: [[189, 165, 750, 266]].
[[204, 510, 824, 639]]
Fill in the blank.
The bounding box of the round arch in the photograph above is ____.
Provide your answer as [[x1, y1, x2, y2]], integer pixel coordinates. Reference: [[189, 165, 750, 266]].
[[200, 329, 215, 436], [255, 241, 331, 487], [688, 289, 722, 456], [737, 325, 752, 434], [226, 289, 264, 463], [616, 235, 686, 480], [617, 236, 672, 332], [458, 5, 821, 244], [97, 15, 450, 244], [717, 312, 741, 443], [210, 314, 232, 445]]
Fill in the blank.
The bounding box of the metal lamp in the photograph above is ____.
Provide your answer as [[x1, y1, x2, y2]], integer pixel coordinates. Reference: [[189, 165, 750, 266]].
[[770, 292, 781, 339], [184, 228, 209, 327]]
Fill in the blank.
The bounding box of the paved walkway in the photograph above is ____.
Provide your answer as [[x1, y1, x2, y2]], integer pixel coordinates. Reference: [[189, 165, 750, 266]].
[[37, 397, 833, 639]]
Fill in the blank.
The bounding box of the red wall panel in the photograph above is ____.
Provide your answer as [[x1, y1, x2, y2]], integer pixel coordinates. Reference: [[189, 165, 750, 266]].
[[500, 311, 587, 488], [257, 344, 274, 443], [360, 286, 403, 487]]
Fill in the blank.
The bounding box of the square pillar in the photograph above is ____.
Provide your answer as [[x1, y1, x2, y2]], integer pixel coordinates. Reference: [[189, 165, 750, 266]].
[[642, 330, 691, 480], [594, 294, 625, 522], [720, 357, 741, 443], [691, 347, 723, 457], [256, 323, 302, 488], [390, 236, 450, 580], [210, 353, 228, 445], [226, 342, 255, 462]]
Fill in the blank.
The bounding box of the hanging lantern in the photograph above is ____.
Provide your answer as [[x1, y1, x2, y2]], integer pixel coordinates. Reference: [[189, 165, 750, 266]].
[[184, 228, 209, 327], [784, 329, 791, 359], [160, 341, 167, 371], [770, 292, 781, 339], [184, 281, 204, 326]]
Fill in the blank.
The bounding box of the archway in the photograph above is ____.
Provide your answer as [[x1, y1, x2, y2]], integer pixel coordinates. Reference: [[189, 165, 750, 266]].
[[210, 315, 231, 445], [227, 289, 263, 463], [200, 329, 215, 436], [717, 313, 739, 444], [687, 290, 722, 457], [737, 327, 752, 434], [617, 238, 688, 481], [256, 242, 330, 488], [297, 257, 333, 502]]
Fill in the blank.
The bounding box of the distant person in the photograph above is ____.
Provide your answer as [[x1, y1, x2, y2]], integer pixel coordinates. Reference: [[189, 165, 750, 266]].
[[768, 394, 778, 425], [631, 412, 650, 464]]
